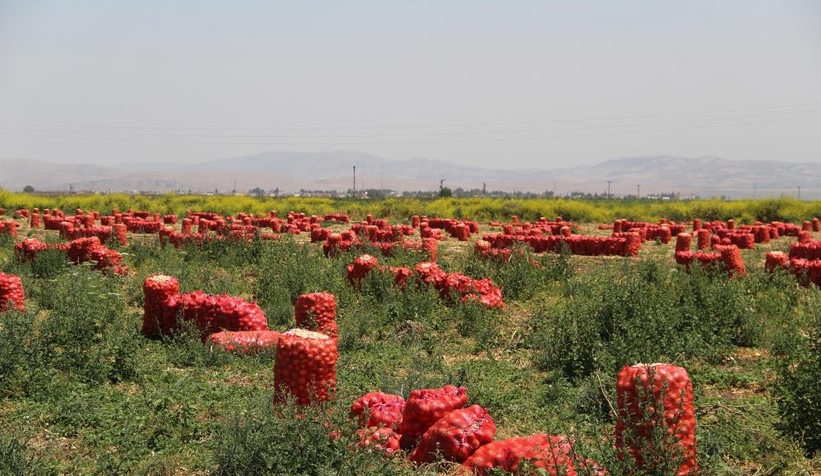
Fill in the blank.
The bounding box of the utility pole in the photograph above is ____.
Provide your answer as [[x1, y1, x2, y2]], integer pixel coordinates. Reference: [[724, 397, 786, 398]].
[[607, 180, 611, 198], [636, 184, 641, 199], [352, 166, 356, 194], [440, 179, 445, 191]]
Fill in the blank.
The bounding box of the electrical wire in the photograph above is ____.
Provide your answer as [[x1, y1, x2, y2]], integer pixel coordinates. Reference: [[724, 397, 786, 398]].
[[0, 101, 818, 133], [1, 107, 819, 140], [0, 109, 818, 146]]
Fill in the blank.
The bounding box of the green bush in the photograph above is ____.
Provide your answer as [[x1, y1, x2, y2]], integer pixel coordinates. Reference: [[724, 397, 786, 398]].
[[0, 433, 54, 476], [530, 261, 752, 380], [25, 267, 138, 388], [0, 307, 55, 398], [460, 242, 571, 302], [774, 309, 821, 456]]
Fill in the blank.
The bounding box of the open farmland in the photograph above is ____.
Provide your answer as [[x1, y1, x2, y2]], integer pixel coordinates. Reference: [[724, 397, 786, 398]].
[[0, 194, 820, 475]]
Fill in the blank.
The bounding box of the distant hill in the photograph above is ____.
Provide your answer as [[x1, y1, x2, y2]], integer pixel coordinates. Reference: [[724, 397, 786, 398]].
[[0, 152, 818, 198]]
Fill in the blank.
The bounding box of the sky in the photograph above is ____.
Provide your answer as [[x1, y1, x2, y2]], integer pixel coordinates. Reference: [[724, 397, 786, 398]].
[[1, 0, 820, 170]]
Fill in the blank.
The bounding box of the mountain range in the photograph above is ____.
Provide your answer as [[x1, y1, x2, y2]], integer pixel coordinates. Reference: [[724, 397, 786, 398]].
[[0, 151, 817, 199]]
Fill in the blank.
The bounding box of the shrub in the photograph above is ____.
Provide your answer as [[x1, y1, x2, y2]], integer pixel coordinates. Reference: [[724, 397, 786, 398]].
[[31, 267, 139, 386], [460, 242, 570, 302], [0, 433, 53, 476], [27, 248, 69, 279], [530, 260, 750, 380], [774, 308, 821, 456]]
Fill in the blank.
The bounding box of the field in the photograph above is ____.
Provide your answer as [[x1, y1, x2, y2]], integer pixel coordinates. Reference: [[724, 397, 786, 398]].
[[1, 194, 820, 475]]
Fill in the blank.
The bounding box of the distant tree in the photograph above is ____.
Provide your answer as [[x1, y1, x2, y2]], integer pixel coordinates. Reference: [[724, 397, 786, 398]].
[[22, 185, 34, 193], [438, 187, 453, 198], [364, 188, 386, 199], [249, 187, 266, 198]]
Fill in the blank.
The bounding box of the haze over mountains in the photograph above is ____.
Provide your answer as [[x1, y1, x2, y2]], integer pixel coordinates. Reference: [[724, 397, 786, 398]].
[[0, 151, 817, 199]]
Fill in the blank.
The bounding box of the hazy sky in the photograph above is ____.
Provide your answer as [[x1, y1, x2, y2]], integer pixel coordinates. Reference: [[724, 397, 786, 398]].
[[1, 0, 820, 169]]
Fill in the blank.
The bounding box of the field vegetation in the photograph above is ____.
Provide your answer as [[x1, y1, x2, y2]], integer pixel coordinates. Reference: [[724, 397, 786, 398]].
[[0, 193, 819, 475], [2, 190, 821, 224]]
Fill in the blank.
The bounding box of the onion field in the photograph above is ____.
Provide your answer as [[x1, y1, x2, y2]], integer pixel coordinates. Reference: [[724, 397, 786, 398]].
[[0, 195, 819, 475]]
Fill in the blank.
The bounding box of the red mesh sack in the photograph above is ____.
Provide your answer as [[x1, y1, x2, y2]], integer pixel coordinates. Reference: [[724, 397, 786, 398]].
[[346, 254, 380, 287], [142, 275, 180, 337], [273, 329, 338, 405], [616, 363, 697, 476], [350, 392, 406, 429], [357, 427, 401, 455], [719, 244, 747, 277], [0, 220, 19, 236], [463, 434, 608, 476], [294, 292, 338, 339], [675, 233, 691, 253], [112, 223, 128, 246], [0, 272, 25, 313], [88, 245, 127, 275], [422, 237, 439, 262], [765, 251, 789, 273], [410, 404, 496, 464], [658, 226, 671, 244], [399, 385, 468, 449], [696, 229, 711, 250], [15, 238, 48, 262], [798, 230, 813, 243], [739, 233, 755, 250], [169, 290, 216, 335], [455, 223, 470, 241], [475, 240, 492, 255], [624, 232, 641, 257], [756, 225, 771, 243], [208, 330, 280, 353], [212, 295, 269, 332]]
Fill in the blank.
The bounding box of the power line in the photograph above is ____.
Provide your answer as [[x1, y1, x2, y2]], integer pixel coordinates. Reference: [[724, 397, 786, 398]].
[[1, 107, 818, 140], [0, 101, 818, 132], [0, 110, 818, 147]]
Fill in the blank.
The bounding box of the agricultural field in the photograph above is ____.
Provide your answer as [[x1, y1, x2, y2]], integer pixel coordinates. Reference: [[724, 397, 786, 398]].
[[0, 194, 820, 475]]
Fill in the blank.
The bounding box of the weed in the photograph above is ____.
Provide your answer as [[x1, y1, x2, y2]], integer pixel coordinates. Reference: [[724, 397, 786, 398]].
[[774, 306, 821, 457]]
